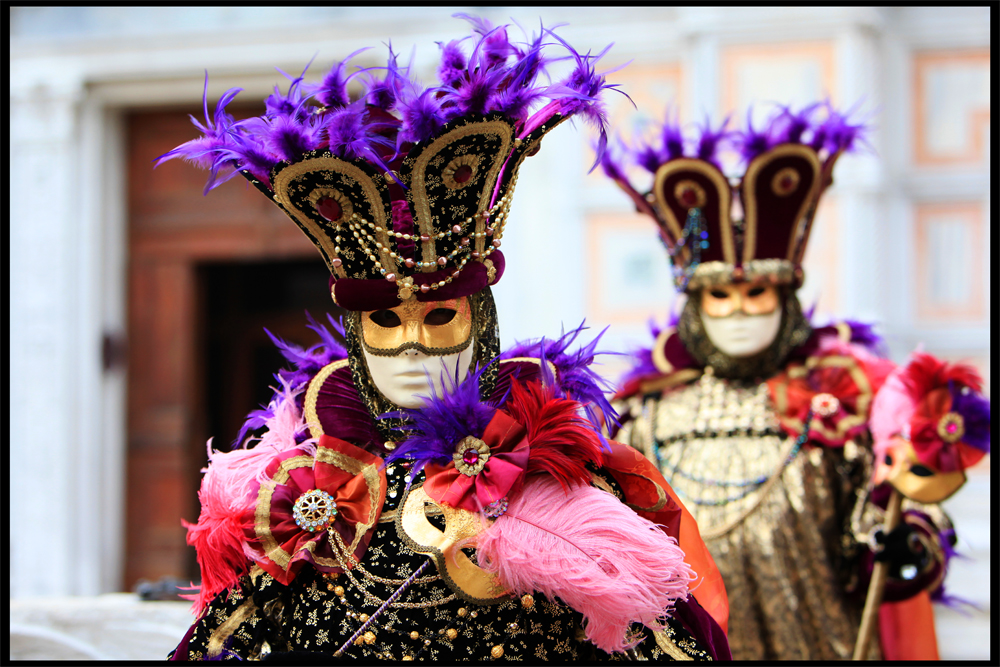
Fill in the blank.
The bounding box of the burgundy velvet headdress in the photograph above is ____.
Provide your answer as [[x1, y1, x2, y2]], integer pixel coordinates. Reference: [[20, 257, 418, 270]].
[[159, 15, 623, 310], [601, 102, 868, 292]]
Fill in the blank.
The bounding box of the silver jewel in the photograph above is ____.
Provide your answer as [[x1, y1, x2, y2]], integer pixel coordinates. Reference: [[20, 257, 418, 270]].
[[292, 489, 338, 533]]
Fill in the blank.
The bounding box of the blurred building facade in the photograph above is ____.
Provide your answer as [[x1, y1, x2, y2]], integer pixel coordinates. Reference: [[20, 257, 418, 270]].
[[10, 6, 989, 658]]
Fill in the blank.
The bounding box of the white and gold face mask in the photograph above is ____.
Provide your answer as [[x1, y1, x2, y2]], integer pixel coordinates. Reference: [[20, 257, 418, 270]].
[[360, 298, 475, 409], [699, 281, 782, 358]]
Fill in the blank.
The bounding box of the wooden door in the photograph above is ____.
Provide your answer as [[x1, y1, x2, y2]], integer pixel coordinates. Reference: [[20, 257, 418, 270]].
[[125, 106, 343, 590]]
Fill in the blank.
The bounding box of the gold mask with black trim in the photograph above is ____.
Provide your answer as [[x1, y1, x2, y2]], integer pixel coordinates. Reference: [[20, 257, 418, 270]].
[[874, 436, 966, 504], [361, 297, 473, 357]]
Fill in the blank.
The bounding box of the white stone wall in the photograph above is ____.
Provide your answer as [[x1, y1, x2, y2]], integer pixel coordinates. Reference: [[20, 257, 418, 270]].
[[11, 6, 990, 659]]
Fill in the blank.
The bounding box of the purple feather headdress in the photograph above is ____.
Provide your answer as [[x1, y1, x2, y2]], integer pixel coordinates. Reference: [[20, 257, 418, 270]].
[[157, 14, 621, 192], [735, 99, 872, 164]]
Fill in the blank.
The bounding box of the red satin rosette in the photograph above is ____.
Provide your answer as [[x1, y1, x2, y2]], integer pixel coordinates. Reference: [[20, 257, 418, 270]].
[[909, 385, 986, 473], [245, 434, 386, 585], [768, 351, 894, 447], [422, 410, 530, 514]]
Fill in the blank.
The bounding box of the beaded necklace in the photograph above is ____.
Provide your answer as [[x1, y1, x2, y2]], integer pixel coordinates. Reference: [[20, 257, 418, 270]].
[[665, 409, 812, 506]]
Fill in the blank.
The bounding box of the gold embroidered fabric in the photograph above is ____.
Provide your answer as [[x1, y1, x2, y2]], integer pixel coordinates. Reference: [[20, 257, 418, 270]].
[[616, 371, 881, 660], [172, 460, 715, 661]]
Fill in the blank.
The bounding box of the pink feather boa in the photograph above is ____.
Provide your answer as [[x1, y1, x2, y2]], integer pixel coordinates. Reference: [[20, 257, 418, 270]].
[[182, 380, 316, 614], [476, 475, 695, 653]]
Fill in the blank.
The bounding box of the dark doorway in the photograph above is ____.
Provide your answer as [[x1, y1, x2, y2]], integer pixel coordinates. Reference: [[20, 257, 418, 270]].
[[199, 258, 346, 454]]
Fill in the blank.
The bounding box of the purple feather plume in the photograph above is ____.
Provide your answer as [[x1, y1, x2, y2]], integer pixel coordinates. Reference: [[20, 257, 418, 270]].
[[694, 113, 732, 169], [839, 319, 888, 357], [231, 312, 347, 449], [310, 47, 373, 109], [501, 322, 620, 441], [437, 37, 469, 88], [385, 365, 498, 476], [949, 381, 991, 454], [166, 16, 622, 195]]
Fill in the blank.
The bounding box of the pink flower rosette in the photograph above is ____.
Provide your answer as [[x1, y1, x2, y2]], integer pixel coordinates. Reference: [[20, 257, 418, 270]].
[[422, 410, 530, 514]]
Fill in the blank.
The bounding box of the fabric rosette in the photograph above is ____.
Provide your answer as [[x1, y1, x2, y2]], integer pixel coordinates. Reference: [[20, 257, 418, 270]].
[[245, 434, 386, 585], [768, 346, 893, 447], [422, 410, 530, 514]]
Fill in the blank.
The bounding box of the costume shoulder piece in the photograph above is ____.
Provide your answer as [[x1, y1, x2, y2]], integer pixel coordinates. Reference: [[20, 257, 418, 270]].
[[766, 319, 895, 447], [181, 314, 373, 614]]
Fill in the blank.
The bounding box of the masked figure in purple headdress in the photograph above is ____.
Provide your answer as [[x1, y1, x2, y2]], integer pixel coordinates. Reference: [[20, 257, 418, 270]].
[[600, 104, 986, 660], [160, 16, 731, 662]]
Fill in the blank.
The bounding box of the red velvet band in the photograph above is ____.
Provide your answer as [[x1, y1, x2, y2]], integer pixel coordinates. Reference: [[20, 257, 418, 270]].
[[330, 251, 505, 310]]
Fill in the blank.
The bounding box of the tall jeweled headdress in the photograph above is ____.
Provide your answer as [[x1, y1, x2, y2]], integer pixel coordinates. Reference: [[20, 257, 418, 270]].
[[159, 15, 622, 310], [601, 103, 867, 292]]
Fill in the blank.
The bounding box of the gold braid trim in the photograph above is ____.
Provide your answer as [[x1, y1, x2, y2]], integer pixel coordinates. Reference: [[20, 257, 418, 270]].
[[206, 597, 259, 658], [653, 629, 696, 661]]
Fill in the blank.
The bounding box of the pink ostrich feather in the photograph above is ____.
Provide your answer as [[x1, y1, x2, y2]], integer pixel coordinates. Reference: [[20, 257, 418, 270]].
[[182, 380, 317, 614], [869, 367, 914, 463], [477, 475, 694, 654]]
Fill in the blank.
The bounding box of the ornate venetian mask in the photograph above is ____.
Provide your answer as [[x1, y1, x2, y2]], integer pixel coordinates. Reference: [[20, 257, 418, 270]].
[[360, 297, 476, 408], [699, 281, 783, 358]]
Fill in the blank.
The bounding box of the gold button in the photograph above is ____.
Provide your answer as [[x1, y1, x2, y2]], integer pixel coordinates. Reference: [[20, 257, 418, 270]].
[[508, 622, 518, 632], [410, 631, 420, 640], [402, 656, 413, 662], [333, 586, 345, 597], [359, 614, 369, 622], [520, 594, 534, 609], [363, 631, 376, 645], [491, 645, 504, 659], [446, 628, 458, 640], [457, 607, 468, 617], [326, 584, 335, 592]]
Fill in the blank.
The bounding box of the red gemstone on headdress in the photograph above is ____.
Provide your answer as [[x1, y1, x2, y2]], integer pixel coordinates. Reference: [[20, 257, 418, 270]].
[[332, 258, 342, 268], [454, 165, 473, 183], [462, 449, 480, 466], [679, 189, 698, 208], [947, 423, 958, 433], [780, 175, 795, 190], [316, 197, 342, 222], [419, 284, 430, 293], [420, 235, 430, 242], [437, 256, 447, 265], [404, 258, 415, 268]]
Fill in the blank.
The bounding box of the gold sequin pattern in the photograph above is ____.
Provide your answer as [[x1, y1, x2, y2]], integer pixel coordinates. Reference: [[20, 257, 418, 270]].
[[616, 371, 882, 660]]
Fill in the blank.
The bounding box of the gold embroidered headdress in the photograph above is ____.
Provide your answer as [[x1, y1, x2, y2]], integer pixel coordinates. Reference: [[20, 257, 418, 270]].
[[160, 15, 623, 311]]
